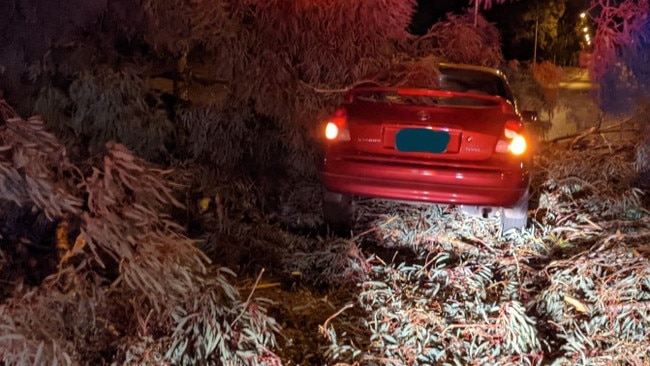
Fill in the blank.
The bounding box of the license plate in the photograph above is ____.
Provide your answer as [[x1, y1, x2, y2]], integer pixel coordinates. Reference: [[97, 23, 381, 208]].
[[395, 128, 450, 153]]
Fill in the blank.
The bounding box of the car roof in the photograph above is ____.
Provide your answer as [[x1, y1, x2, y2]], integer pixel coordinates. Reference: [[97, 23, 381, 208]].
[[437, 62, 506, 78], [436, 62, 516, 107]]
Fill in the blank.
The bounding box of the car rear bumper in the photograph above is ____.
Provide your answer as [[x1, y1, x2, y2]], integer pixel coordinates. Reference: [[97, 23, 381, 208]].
[[320, 156, 530, 207]]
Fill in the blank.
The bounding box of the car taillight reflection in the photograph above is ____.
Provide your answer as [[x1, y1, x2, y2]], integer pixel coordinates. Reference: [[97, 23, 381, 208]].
[[324, 108, 350, 142], [495, 120, 527, 155], [508, 134, 527, 155], [325, 122, 339, 140]]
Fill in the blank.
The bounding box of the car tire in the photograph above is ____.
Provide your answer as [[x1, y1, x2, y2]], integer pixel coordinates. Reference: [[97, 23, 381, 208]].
[[500, 191, 530, 233], [322, 191, 355, 234]]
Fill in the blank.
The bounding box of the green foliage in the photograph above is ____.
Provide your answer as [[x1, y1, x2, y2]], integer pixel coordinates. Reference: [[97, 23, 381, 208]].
[[487, 0, 569, 62], [0, 282, 92, 365], [503, 62, 547, 112], [633, 98, 650, 175], [586, 0, 650, 185], [0, 0, 110, 111], [80, 142, 206, 311], [185, 167, 369, 287], [0, 101, 280, 365], [33, 67, 173, 162], [533, 247, 650, 365], [418, 11, 504, 67], [589, 0, 650, 114], [176, 107, 251, 170], [0, 114, 82, 219], [321, 203, 547, 365], [141, 0, 416, 115], [474, 0, 516, 9], [518, 1, 566, 57], [119, 268, 281, 366], [141, 0, 238, 55]]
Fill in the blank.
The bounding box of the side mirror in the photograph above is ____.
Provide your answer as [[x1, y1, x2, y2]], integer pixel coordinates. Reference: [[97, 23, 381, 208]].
[[520, 110, 539, 123]]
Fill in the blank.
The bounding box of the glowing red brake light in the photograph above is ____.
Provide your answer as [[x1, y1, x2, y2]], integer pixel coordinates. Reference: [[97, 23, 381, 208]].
[[504, 120, 523, 134], [495, 120, 527, 155], [324, 108, 350, 142]]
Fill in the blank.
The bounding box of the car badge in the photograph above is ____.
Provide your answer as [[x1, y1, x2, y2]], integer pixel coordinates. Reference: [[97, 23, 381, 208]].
[[417, 111, 430, 121]]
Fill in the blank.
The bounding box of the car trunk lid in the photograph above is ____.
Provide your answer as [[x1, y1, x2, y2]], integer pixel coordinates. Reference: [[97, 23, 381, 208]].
[[345, 88, 513, 161]]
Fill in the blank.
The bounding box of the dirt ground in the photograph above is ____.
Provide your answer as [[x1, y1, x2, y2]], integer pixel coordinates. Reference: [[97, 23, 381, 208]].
[[257, 284, 351, 365]]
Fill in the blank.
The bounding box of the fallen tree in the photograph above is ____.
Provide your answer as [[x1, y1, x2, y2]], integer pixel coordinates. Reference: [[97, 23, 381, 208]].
[[0, 100, 280, 365]]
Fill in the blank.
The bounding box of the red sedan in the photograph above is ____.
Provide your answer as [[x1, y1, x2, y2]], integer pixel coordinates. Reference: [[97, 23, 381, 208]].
[[319, 63, 535, 232]]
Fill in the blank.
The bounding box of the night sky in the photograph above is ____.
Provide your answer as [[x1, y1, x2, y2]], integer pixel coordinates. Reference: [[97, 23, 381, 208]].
[[409, 0, 467, 35]]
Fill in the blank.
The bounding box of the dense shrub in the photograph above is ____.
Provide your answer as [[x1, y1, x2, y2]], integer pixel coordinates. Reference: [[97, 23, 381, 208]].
[[587, 0, 650, 184], [0, 100, 280, 365], [415, 10, 504, 67], [33, 67, 173, 162], [589, 0, 650, 114]]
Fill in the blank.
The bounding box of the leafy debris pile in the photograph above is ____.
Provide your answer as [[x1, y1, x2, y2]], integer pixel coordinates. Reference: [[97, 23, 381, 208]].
[[1, 94, 649, 366], [319, 136, 649, 365], [0, 100, 280, 366]]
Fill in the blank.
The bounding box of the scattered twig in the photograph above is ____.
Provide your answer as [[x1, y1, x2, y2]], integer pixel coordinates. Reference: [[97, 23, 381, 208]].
[[319, 303, 354, 341], [231, 268, 265, 327], [605, 301, 650, 314], [298, 78, 383, 94], [556, 176, 601, 194], [582, 217, 604, 231], [239, 282, 281, 291], [352, 215, 398, 241], [547, 117, 635, 144], [461, 235, 497, 254], [596, 216, 650, 230], [443, 322, 498, 333]]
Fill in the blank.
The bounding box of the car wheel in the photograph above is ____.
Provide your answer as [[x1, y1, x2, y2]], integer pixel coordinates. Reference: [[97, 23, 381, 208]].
[[322, 190, 355, 234], [500, 191, 530, 233]]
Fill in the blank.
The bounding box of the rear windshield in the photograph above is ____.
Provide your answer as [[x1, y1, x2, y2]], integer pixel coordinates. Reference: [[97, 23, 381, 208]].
[[354, 92, 500, 107], [352, 65, 514, 107], [437, 66, 514, 102]]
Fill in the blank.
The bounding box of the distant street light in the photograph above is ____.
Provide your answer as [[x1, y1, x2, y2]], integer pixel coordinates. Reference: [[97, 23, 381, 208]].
[[578, 11, 591, 52]]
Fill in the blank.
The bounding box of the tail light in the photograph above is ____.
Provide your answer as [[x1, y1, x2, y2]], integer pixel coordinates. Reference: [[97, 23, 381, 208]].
[[495, 120, 527, 155], [324, 108, 350, 142]]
